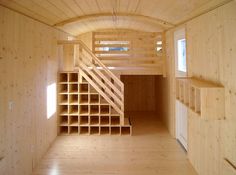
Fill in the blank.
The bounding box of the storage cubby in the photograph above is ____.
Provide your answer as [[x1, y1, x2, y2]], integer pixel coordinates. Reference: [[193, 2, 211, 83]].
[[69, 73, 78, 82], [69, 126, 79, 134], [60, 115, 68, 126], [58, 72, 132, 136], [90, 116, 99, 125], [176, 77, 225, 120], [121, 127, 131, 135], [69, 116, 79, 125], [90, 94, 99, 104], [60, 126, 68, 135], [100, 116, 109, 125], [90, 85, 98, 93], [80, 126, 89, 135], [100, 96, 108, 104], [69, 94, 78, 104], [90, 105, 99, 114], [90, 127, 99, 135], [79, 94, 88, 104], [189, 86, 195, 111], [111, 127, 120, 135], [59, 105, 68, 115], [79, 84, 88, 93], [111, 116, 120, 125], [111, 107, 118, 115], [59, 94, 68, 104], [69, 105, 78, 115], [80, 105, 89, 114], [80, 116, 89, 125], [59, 84, 68, 93], [59, 73, 68, 83], [100, 105, 109, 114], [69, 84, 78, 93], [100, 127, 110, 135], [195, 88, 201, 114]]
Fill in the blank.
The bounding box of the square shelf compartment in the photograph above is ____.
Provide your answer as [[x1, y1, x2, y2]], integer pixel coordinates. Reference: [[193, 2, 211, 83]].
[[100, 96, 108, 104], [60, 126, 68, 135], [121, 127, 131, 135], [189, 86, 196, 111], [80, 116, 89, 125], [80, 105, 89, 114], [90, 127, 99, 135], [111, 107, 118, 115], [81, 77, 88, 83], [70, 94, 78, 104], [79, 94, 88, 104], [90, 85, 98, 93], [59, 94, 68, 104], [69, 116, 79, 125], [90, 116, 99, 125], [100, 116, 109, 125], [69, 84, 78, 93], [69, 126, 79, 134], [59, 105, 68, 115], [100, 127, 110, 135], [79, 84, 88, 93], [69, 73, 78, 82], [195, 88, 201, 114], [69, 105, 78, 115], [90, 105, 99, 114], [59, 73, 68, 83], [80, 126, 89, 135], [90, 94, 99, 104], [59, 84, 68, 93], [100, 105, 109, 114], [60, 115, 68, 126], [111, 127, 121, 135], [111, 116, 120, 125]]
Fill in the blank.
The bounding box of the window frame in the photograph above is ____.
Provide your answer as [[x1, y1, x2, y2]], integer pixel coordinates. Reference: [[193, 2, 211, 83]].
[[174, 28, 187, 77]]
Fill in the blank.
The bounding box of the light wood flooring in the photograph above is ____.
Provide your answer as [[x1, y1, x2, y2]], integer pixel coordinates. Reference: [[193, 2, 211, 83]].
[[32, 112, 197, 175]]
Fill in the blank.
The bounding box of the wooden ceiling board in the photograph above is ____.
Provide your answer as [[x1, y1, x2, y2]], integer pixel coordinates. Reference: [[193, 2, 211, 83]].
[[0, 0, 232, 35]]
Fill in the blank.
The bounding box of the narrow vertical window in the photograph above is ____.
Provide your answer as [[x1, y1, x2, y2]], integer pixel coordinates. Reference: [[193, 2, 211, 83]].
[[177, 39, 186, 72], [47, 83, 56, 119]]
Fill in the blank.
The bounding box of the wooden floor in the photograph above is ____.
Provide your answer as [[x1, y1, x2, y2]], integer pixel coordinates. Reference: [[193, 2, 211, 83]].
[[32, 113, 197, 175]]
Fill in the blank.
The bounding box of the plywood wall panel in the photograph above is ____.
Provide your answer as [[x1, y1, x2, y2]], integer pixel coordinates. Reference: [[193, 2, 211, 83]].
[[164, 1, 236, 175], [0, 6, 70, 175]]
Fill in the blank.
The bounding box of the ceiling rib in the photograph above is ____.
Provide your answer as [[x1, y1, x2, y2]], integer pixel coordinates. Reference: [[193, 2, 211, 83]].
[[54, 12, 175, 29]]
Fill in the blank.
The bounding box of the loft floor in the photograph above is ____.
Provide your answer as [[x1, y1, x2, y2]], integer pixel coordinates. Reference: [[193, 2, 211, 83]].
[[31, 112, 197, 175]]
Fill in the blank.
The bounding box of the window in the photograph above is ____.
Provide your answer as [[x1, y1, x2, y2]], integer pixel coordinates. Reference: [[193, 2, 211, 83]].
[[177, 39, 186, 72], [174, 28, 187, 77]]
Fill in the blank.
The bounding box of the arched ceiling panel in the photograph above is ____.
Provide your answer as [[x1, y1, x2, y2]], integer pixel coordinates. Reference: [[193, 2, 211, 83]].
[[0, 0, 232, 35]]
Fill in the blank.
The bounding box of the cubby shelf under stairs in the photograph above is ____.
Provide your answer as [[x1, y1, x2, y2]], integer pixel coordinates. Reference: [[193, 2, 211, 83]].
[[57, 40, 132, 136]]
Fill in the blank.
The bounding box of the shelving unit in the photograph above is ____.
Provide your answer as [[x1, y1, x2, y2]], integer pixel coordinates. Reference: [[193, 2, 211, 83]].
[[176, 77, 225, 120], [58, 72, 132, 135]]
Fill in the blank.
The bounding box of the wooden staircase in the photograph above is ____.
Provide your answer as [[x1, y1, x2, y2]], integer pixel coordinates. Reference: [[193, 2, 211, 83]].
[[57, 40, 132, 135]]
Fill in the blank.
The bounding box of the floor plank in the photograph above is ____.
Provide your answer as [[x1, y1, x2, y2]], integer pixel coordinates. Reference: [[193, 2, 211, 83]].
[[32, 112, 197, 175]]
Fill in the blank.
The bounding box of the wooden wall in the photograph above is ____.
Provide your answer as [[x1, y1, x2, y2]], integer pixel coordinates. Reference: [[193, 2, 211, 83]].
[[0, 6, 70, 175], [121, 75, 164, 114], [163, 1, 236, 175]]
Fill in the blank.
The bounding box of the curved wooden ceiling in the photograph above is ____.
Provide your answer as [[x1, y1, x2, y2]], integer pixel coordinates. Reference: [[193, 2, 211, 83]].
[[0, 0, 231, 35]]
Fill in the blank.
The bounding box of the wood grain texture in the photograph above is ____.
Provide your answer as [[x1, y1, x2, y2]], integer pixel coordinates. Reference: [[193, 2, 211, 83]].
[[0, 0, 231, 35], [32, 112, 197, 175], [0, 6, 70, 175], [163, 1, 236, 175]]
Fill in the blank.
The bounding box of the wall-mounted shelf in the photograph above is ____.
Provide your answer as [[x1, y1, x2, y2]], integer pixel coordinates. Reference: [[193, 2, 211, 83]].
[[176, 77, 225, 120], [58, 72, 132, 135]]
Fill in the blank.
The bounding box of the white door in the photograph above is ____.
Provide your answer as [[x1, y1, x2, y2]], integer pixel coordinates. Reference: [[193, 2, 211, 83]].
[[174, 28, 188, 150]]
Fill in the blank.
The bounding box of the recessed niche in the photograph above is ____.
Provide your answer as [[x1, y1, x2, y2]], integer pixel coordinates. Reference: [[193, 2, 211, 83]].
[[59, 73, 68, 82], [60, 115, 68, 125], [80, 84, 88, 93], [70, 94, 78, 104], [80, 105, 89, 114], [70, 116, 78, 125], [69, 84, 78, 93], [100, 105, 109, 114], [80, 116, 89, 125], [100, 127, 110, 135], [90, 116, 99, 125], [69, 73, 78, 82], [60, 126, 68, 135], [111, 127, 120, 135], [59, 84, 68, 93], [90, 94, 99, 104], [111, 116, 120, 125], [69, 126, 78, 134], [90, 105, 99, 114], [80, 126, 89, 135], [90, 127, 99, 135]]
